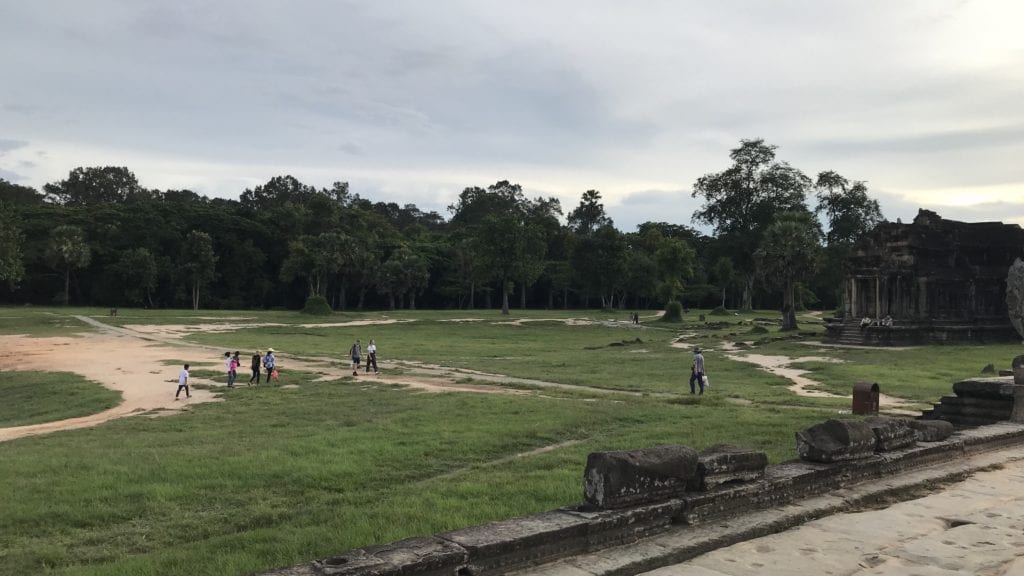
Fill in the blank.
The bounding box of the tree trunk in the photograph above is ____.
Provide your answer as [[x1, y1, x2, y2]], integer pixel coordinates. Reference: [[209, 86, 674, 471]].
[[520, 282, 526, 309], [357, 288, 366, 310], [388, 294, 395, 310], [721, 287, 726, 310], [192, 281, 199, 311], [563, 287, 568, 309], [339, 285, 346, 310], [781, 279, 798, 331], [469, 281, 475, 309], [409, 292, 416, 310], [742, 276, 753, 311], [64, 266, 71, 306], [501, 282, 510, 315], [548, 288, 554, 310]]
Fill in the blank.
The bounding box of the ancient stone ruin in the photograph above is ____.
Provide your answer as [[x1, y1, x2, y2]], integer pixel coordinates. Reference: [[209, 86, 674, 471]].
[[826, 209, 1024, 345]]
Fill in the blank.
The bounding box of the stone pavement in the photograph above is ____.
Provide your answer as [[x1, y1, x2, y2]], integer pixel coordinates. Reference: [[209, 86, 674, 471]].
[[642, 456, 1024, 576]]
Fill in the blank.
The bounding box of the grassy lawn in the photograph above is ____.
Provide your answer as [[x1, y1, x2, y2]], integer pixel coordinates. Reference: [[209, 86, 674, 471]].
[[1, 306, 1009, 576], [0, 372, 122, 427], [0, 372, 834, 576]]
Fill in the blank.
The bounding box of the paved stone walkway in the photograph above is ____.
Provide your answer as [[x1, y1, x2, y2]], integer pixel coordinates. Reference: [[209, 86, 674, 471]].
[[643, 457, 1024, 576]]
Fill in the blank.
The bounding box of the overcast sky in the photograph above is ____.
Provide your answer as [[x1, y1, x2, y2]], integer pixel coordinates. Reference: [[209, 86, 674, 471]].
[[2, 0, 1024, 230]]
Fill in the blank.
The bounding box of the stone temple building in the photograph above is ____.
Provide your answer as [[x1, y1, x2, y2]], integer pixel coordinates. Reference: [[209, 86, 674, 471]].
[[825, 209, 1024, 345]]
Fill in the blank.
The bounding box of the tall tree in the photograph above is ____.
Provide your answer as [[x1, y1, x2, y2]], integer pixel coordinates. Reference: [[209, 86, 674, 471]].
[[280, 232, 349, 297], [0, 202, 25, 288], [46, 225, 92, 305], [711, 256, 737, 309], [113, 247, 158, 306], [814, 171, 884, 309], [567, 190, 612, 235], [755, 211, 822, 330], [692, 139, 812, 310], [180, 230, 217, 311], [43, 167, 146, 206]]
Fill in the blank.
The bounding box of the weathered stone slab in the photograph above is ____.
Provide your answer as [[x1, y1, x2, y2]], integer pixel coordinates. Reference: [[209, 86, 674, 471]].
[[583, 445, 698, 509], [796, 419, 876, 463], [694, 444, 768, 490], [1014, 355, 1024, 386], [953, 378, 1017, 399], [440, 511, 587, 573], [561, 498, 684, 548], [906, 419, 955, 442], [1008, 258, 1024, 341], [863, 417, 917, 452], [314, 537, 467, 576]]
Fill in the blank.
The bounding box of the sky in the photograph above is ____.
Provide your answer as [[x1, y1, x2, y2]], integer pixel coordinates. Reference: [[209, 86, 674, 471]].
[[2, 0, 1024, 230]]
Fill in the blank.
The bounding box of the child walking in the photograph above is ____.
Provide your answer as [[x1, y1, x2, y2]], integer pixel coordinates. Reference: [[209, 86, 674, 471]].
[[176, 364, 191, 399], [365, 339, 378, 374]]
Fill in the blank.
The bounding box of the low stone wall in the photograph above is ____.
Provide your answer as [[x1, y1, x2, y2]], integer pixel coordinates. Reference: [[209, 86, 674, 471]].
[[253, 420, 1024, 576]]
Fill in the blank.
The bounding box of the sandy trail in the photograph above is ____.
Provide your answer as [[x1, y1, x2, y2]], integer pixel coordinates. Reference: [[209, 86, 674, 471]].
[[117, 318, 415, 339], [0, 317, 550, 443], [725, 352, 921, 414]]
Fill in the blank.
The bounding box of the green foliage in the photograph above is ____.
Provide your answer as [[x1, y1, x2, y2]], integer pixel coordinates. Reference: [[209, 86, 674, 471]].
[[0, 371, 122, 427], [0, 202, 25, 288], [181, 230, 217, 310], [710, 305, 729, 315], [662, 301, 684, 322], [755, 211, 823, 330], [301, 295, 333, 315]]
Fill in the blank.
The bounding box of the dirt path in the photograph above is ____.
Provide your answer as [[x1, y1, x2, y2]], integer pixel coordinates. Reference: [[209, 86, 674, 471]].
[[0, 317, 552, 443], [725, 351, 921, 414]]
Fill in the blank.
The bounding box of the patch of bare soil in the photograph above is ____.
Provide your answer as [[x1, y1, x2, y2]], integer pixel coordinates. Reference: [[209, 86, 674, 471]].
[[120, 318, 415, 340], [726, 352, 920, 414], [0, 334, 224, 442]]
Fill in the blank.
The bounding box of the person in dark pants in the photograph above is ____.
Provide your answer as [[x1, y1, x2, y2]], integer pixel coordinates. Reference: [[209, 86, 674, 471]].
[[689, 347, 706, 395], [263, 349, 276, 383], [225, 351, 235, 388], [349, 339, 362, 376], [365, 339, 378, 374], [249, 351, 261, 385], [175, 364, 191, 399]]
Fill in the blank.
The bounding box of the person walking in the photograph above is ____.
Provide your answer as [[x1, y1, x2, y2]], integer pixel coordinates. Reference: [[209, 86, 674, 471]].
[[224, 351, 235, 388], [175, 364, 191, 399], [349, 339, 362, 376], [689, 347, 706, 395], [365, 339, 378, 374], [231, 351, 240, 387], [249, 351, 261, 385], [263, 349, 276, 384]]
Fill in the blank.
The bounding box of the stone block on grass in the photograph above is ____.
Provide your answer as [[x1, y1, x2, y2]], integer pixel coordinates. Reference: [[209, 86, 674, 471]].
[[583, 445, 699, 509], [695, 444, 768, 490], [863, 417, 917, 452], [906, 419, 955, 442], [796, 419, 876, 463]]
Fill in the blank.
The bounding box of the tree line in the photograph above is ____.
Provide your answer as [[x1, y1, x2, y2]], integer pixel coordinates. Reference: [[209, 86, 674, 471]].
[[0, 139, 882, 328]]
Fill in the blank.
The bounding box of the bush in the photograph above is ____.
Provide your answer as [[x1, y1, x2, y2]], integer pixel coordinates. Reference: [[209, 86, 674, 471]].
[[662, 301, 684, 322], [301, 295, 332, 315], [710, 306, 730, 316], [748, 325, 769, 334]]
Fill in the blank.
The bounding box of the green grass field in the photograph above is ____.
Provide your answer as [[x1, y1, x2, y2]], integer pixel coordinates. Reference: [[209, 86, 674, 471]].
[[0, 372, 122, 427], [0, 306, 1017, 576]]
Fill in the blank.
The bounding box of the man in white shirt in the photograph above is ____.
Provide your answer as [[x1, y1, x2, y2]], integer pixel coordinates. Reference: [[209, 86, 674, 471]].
[[176, 364, 191, 399]]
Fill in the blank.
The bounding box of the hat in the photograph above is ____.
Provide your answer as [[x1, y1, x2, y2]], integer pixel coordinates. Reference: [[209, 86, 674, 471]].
[[267, 348, 275, 352], [693, 347, 701, 353]]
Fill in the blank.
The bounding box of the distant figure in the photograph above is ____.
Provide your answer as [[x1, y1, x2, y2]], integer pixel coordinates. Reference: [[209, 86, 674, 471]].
[[882, 315, 893, 327], [231, 351, 241, 386], [109, 307, 118, 317], [689, 347, 706, 395], [350, 339, 362, 376], [860, 316, 873, 329], [263, 349, 276, 383], [175, 364, 191, 399], [224, 352, 235, 388], [366, 339, 379, 374], [249, 351, 262, 385]]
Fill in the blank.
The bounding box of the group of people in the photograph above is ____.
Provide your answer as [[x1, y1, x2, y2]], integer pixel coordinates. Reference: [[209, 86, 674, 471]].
[[860, 314, 894, 328], [347, 338, 379, 376], [174, 349, 279, 399], [224, 349, 277, 388]]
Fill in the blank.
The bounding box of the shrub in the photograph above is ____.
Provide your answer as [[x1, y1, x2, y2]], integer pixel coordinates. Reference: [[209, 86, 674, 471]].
[[301, 295, 332, 315], [662, 301, 684, 322], [710, 306, 730, 316], [748, 325, 769, 334]]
